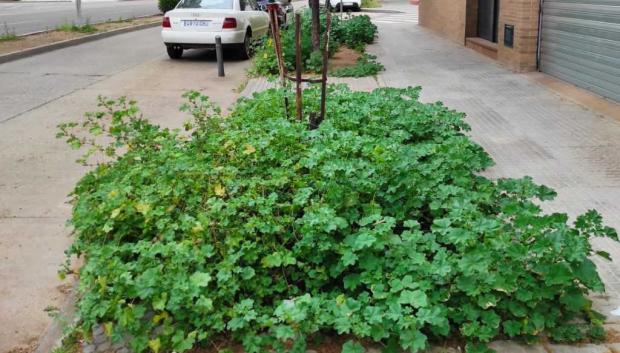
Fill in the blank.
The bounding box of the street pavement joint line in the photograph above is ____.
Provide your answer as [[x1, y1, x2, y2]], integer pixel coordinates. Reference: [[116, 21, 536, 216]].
[[43, 72, 107, 78], [0, 71, 104, 77]]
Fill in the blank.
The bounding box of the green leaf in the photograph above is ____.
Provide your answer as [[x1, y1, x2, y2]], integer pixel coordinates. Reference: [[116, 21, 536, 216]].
[[544, 263, 573, 285], [503, 320, 522, 337], [152, 293, 167, 311], [398, 290, 428, 308], [190, 272, 212, 287], [341, 341, 365, 353], [400, 329, 427, 352], [353, 232, 376, 250], [342, 250, 358, 266], [560, 288, 590, 311], [596, 250, 612, 261]]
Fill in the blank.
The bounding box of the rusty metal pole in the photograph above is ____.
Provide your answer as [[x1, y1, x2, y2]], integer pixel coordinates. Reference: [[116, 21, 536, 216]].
[[267, 3, 289, 118], [295, 13, 303, 121], [318, 9, 332, 125], [268, 4, 286, 85]]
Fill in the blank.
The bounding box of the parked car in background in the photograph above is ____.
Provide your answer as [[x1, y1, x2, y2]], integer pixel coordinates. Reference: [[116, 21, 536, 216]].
[[161, 0, 270, 59], [256, 0, 294, 27], [319, 0, 361, 11]]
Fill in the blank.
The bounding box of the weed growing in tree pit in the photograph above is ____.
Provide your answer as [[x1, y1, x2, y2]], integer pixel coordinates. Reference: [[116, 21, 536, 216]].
[[331, 53, 384, 77], [251, 11, 378, 76], [58, 86, 617, 353]]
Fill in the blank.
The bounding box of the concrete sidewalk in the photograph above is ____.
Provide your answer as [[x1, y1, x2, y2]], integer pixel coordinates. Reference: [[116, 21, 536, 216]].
[[364, 0, 620, 351]]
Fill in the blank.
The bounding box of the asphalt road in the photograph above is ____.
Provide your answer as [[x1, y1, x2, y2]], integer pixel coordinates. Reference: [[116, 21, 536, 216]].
[[0, 26, 165, 123], [0, 0, 160, 35]]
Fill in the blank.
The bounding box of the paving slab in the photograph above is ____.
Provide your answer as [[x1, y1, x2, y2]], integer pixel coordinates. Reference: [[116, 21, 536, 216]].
[[548, 344, 611, 353], [607, 343, 620, 353], [488, 341, 548, 353]]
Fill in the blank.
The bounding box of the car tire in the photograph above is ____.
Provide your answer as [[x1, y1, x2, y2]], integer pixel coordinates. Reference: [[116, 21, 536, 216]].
[[167, 45, 183, 59], [238, 31, 252, 60], [353, 3, 361, 11]]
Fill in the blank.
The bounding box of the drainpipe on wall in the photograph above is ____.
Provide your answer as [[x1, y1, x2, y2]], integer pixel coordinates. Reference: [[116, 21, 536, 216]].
[[536, 0, 543, 70]]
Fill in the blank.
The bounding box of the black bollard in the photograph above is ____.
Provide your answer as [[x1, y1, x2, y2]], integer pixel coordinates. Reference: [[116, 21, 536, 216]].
[[215, 35, 225, 77]]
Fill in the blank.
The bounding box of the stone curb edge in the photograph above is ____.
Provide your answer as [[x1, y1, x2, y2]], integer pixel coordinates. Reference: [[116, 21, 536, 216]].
[[0, 20, 161, 65], [33, 283, 78, 353]]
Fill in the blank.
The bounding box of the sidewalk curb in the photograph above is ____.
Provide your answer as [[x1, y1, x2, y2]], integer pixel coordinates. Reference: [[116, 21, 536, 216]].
[[0, 20, 160, 65], [32, 283, 78, 353]]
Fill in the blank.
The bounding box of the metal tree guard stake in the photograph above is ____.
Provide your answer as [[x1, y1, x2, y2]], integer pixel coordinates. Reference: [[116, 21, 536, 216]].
[[295, 13, 303, 121], [319, 9, 332, 125], [267, 2, 289, 117]]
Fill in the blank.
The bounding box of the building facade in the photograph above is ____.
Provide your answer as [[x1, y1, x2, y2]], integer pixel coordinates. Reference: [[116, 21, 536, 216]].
[[418, 0, 620, 102]]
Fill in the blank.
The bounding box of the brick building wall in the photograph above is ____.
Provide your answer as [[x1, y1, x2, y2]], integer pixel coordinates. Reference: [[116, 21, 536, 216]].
[[418, 0, 467, 44], [418, 0, 541, 72], [497, 0, 540, 71]]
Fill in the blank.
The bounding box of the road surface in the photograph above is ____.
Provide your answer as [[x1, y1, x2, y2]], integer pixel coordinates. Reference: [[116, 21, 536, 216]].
[[0, 0, 160, 35]]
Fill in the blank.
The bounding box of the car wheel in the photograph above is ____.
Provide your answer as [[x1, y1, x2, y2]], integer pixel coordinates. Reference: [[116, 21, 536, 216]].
[[167, 45, 183, 59], [238, 32, 252, 60], [353, 3, 361, 11]]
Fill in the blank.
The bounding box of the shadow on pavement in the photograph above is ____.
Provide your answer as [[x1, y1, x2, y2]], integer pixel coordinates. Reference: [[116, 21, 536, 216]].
[[178, 48, 247, 62]]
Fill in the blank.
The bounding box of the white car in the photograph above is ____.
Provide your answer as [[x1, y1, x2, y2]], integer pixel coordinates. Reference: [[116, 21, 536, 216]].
[[319, 0, 361, 11], [161, 0, 270, 59]]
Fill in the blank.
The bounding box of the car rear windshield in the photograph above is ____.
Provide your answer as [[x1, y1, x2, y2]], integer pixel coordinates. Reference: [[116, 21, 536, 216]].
[[177, 0, 234, 9]]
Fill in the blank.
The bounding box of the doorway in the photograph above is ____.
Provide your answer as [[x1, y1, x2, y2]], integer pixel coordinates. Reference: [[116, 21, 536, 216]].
[[477, 0, 499, 42]]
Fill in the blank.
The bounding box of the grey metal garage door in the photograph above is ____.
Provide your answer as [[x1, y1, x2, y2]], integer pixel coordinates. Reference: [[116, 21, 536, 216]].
[[539, 0, 620, 102]]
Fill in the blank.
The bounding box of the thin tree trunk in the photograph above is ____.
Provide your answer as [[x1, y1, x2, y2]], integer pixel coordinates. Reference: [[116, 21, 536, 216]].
[[309, 0, 320, 51]]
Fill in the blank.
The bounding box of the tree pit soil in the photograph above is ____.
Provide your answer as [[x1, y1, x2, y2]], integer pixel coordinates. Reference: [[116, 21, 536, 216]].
[[607, 327, 620, 343], [328, 46, 362, 71], [0, 16, 162, 56]]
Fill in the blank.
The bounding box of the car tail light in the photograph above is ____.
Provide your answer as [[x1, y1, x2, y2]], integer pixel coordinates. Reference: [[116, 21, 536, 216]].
[[162, 16, 171, 28], [222, 17, 237, 29]]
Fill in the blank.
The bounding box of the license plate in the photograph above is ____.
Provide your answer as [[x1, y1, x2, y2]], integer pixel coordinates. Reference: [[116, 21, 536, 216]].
[[181, 20, 211, 27]]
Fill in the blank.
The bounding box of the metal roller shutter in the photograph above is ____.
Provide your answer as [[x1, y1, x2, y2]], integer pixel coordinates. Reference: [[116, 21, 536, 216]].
[[539, 0, 620, 102]]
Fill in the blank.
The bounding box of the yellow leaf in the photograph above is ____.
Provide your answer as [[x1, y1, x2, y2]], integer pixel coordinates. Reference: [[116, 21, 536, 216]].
[[103, 322, 113, 336], [148, 338, 161, 353], [152, 311, 169, 324], [243, 144, 256, 155], [107, 190, 118, 198], [192, 223, 204, 233], [110, 208, 121, 219], [135, 203, 151, 215], [336, 294, 346, 305], [214, 184, 226, 197], [97, 276, 107, 290]]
